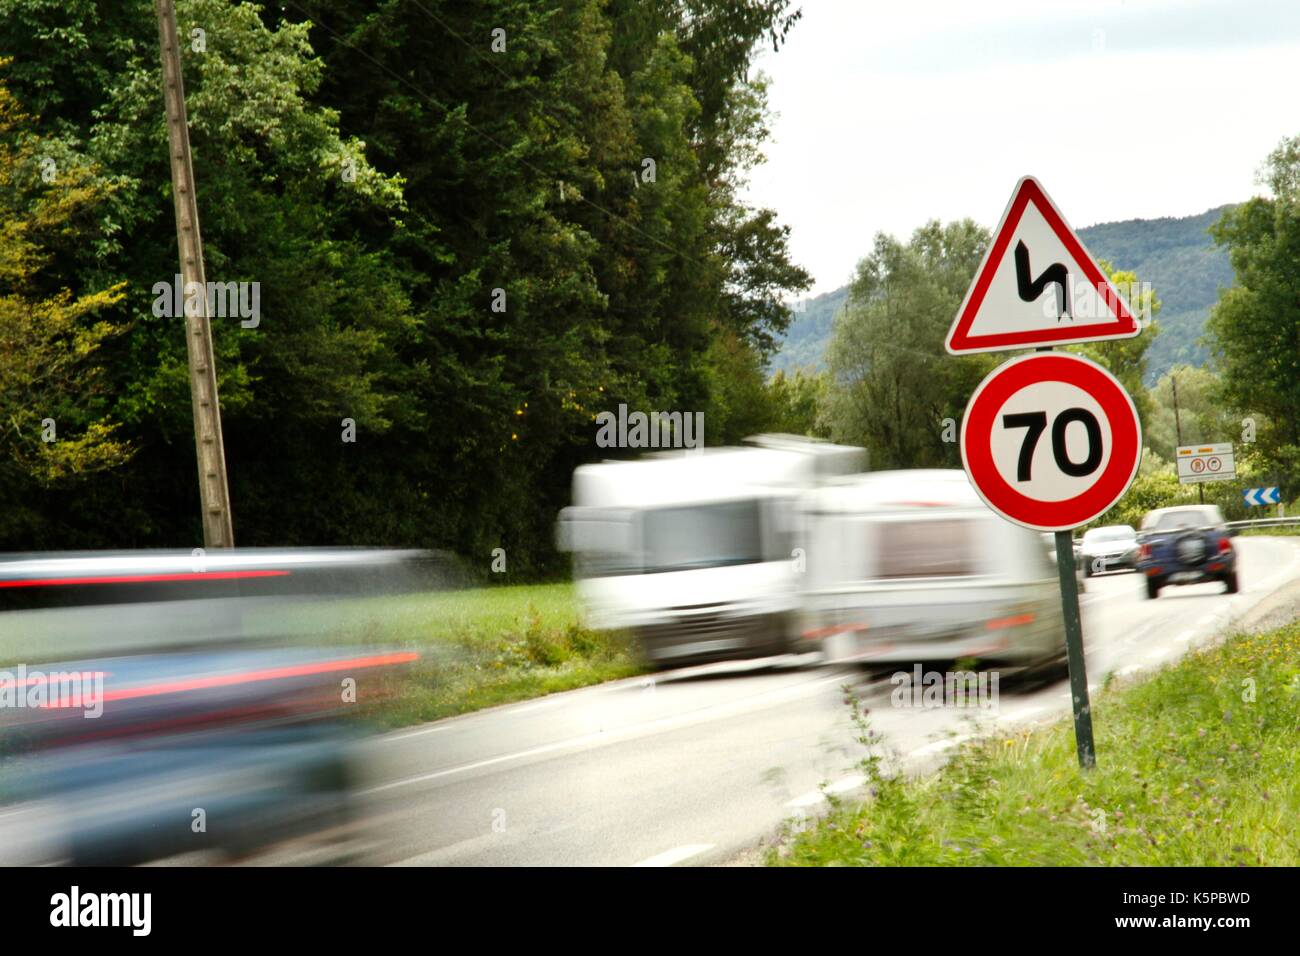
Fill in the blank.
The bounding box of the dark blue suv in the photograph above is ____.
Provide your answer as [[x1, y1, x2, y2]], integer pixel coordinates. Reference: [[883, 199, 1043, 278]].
[[1136, 505, 1238, 599]]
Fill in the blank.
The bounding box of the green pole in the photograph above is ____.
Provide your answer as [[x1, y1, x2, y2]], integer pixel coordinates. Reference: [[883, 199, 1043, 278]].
[[1055, 529, 1095, 769]]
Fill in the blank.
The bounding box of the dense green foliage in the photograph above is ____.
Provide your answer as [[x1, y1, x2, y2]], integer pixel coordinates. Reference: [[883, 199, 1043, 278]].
[[1206, 137, 1300, 494], [0, 0, 810, 570], [0, 66, 132, 531], [1144, 364, 1239, 462], [1082, 205, 1234, 377], [821, 220, 997, 469]]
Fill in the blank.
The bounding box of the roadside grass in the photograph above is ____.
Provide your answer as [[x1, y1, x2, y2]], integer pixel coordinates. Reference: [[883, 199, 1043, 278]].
[[1237, 527, 1300, 537], [256, 583, 646, 729], [771, 622, 1300, 865]]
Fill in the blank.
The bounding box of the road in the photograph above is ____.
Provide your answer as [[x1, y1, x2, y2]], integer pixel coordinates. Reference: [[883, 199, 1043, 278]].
[[341, 536, 1300, 866]]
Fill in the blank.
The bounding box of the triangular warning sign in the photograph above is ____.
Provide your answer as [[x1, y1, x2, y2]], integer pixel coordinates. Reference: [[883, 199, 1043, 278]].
[[945, 176, 1140, 354]]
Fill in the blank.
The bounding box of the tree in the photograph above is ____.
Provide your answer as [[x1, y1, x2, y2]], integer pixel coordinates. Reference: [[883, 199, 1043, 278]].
[[1206, 134, 1300, 492], [0, 1, 812, 569], [822, 219, 996, 469], [0, 1, 447, 550], [294, 0, 808, 568], [0, 66, 130, 543], [767, 368, 829, 438], [1144, 365, 1239, 462], [1067, 261, 1161, 430]]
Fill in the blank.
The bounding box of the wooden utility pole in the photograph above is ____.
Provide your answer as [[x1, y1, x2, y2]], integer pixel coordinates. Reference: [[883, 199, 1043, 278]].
[[155, 0, 234, 548], [1171, 374, 1182, 447]]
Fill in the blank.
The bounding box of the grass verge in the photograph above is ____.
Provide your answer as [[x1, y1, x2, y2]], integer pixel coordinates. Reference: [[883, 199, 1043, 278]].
[[258, 583, 646, 729], [771, 623, 1300, 865]]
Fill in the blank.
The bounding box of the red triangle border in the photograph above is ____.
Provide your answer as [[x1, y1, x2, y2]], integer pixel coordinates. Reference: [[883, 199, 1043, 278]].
[[946, 177, 1139, 353]]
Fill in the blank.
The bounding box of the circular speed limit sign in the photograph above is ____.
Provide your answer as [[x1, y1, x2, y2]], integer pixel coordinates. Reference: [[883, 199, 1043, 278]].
[[960, 353, 1141, 531]]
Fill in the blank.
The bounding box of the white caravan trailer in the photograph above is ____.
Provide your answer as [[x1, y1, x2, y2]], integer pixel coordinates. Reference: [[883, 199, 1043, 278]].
[[801, 469, 1068, 676], [558, 437, 862, 667]]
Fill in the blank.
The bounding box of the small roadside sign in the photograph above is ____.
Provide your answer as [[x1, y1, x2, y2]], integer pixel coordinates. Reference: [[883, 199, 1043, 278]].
[[1176, 442, 1235, 484], [1243, 486, 1280, 506]]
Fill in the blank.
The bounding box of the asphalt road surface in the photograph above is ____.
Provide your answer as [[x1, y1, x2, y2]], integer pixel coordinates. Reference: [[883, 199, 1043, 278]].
[[328, 536, 1300, 866]]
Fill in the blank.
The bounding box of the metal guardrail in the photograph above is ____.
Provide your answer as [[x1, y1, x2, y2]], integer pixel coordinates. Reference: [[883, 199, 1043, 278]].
[[1226, 515, 1300, 531], [1066, 515, 1300, 548]]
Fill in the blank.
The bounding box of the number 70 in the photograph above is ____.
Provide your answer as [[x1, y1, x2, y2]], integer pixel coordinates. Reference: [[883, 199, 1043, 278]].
[[1002, 409, 1102, 481]]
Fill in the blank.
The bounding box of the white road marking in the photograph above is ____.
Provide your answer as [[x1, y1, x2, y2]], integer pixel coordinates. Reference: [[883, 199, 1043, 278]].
[[786, 773, 868, 808], [998, 704, 1045, 722], [365, 671, 850, 793], [909, 735, 969, 758], [632, 844, 715, 867], [825, 773, 868, 795], [1081, 588, 1138, 604], [383, 723, 456, 742], [502, 695, 574, 717], [787, 790, 826, 809]]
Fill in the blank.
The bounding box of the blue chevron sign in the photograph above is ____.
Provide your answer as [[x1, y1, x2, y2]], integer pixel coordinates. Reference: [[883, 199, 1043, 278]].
[[1243, 486, 1280, 506]]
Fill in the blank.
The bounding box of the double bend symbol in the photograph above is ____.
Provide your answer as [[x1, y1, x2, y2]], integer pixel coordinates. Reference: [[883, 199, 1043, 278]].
[[1015, 241, 1071, 322]]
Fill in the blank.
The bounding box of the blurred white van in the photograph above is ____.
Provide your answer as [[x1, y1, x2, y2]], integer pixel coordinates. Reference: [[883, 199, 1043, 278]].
[[557, 437, 862, 667], [801, 469, 1067, 676]]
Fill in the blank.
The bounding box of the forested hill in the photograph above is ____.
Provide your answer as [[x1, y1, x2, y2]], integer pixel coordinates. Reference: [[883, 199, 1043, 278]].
[[770, 205, 1236, 383], [766, 286, 848, 374]]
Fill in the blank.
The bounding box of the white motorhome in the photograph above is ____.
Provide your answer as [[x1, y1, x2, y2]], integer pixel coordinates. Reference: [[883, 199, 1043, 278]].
[[801, 469, 1068, 676], [558, 437, 862, 667]]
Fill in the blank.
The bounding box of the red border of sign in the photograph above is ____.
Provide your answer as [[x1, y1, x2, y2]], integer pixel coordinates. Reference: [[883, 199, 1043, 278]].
[[946, 176, 1139, 354], [960, 353, 1142, 532]]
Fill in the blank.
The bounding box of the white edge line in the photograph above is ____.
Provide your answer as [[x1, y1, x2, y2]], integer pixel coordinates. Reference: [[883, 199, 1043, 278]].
[[909, 735, 969, 758], [786, 791, 826, 809], [632, 843, 715, 867], [785, 773, 868, 809], [365, 671, 849, 793], [825, 773, 867, 795], [998, 704, 1045, 722]]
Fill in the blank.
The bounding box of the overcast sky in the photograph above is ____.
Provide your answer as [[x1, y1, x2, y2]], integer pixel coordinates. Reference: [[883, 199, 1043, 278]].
[[742, 0, 1300, 294]]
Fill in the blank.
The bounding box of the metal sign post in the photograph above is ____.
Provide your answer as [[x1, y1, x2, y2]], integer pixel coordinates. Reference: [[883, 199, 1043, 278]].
[[1054, 530, 1095, 768]]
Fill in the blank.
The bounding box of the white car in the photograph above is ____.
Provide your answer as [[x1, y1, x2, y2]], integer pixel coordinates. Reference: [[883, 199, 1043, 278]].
[[1079, 525, 1140, 575]]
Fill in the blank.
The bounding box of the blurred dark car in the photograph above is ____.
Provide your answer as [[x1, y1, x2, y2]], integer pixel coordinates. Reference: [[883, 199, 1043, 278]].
[[0, 549, 427, 865], [1136, 506, 1238, 599]]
